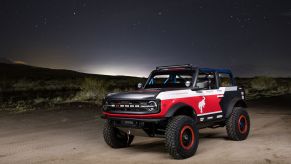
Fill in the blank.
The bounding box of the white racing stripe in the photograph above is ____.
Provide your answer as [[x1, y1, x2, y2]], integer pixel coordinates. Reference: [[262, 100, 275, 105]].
[[197, 111, 223, 116], [156, 86, 237, 100], [224, 86, 238, 91]]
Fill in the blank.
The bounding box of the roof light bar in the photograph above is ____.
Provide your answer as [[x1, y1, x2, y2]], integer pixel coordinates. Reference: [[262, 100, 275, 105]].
[[156, 64, 193, 70]]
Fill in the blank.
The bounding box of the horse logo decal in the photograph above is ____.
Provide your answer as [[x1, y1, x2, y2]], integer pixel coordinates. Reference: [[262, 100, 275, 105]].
[[198, 96, 206, 113]]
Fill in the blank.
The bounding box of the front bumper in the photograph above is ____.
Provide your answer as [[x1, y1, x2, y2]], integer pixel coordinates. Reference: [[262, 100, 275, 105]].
[[101, 114, 167, 129]]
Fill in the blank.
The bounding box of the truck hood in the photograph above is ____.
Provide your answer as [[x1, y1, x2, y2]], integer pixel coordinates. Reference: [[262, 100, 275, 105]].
[[106, 89, 161, 100]]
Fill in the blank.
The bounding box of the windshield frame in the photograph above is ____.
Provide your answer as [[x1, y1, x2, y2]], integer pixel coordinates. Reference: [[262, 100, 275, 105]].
[[143, 69, 197, 89]]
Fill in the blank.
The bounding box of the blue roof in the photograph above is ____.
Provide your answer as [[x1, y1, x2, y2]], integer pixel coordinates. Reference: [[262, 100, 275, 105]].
[[199, 67, 232, 74]]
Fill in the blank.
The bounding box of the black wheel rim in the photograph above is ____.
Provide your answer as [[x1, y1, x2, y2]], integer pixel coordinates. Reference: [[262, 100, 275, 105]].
[[179, 125, 195, 150], [238, 115, 248, 134]]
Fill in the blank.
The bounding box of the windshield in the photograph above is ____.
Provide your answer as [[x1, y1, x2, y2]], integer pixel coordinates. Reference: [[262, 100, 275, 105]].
[[144, 70, 195, 89]]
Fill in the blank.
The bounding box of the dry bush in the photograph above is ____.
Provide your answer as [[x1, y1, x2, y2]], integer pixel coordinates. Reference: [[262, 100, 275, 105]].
[[250, 76, 277, 91], [12, 79, 39, 91], [74, 78, 108, 104]]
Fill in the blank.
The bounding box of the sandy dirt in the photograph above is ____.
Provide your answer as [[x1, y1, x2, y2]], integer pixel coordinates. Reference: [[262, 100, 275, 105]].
[[0, 96, 291, 164]]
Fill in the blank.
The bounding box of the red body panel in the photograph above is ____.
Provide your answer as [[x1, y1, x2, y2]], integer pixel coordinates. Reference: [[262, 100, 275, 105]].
[[162, 95, 223, 115]]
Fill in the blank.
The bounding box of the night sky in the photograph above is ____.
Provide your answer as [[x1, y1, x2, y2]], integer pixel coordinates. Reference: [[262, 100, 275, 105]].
[[1, 0, 291, 77]]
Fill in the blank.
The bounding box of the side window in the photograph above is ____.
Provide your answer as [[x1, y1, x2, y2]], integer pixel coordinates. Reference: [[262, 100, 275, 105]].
[[147, 73, 193, 88], [176, 75, 192, 84], [196, 72, 217, 89], [149, 75, 169, 85], [219, 73, 233, 87]]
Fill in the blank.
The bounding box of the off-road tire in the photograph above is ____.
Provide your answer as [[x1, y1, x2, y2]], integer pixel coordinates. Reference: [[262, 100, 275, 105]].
[[103, 120, 134, 148], [226, 107, 250, 141], [165, 115, 199, 159]]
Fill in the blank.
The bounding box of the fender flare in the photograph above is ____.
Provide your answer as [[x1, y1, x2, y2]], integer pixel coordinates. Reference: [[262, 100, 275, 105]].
[[164, 103, 197, 121], [225, 97, 247, 119]]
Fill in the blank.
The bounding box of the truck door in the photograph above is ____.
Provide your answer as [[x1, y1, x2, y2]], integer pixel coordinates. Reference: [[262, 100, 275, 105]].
[[193, 71, 223, 116]]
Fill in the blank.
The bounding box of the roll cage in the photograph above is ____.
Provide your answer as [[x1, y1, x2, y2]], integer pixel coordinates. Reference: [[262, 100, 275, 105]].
[[143, 64, 235, 89]]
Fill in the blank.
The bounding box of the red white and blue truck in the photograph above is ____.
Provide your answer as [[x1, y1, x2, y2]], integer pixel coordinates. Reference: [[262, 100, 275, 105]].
[[102, 64, 250, 159]]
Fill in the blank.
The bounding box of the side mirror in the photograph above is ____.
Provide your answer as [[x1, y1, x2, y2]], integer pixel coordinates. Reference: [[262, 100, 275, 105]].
[[191, 86, 200, 91], [185, 81, 191, 87], [192, 80, 209, 91], [137, 83, 143, 89]]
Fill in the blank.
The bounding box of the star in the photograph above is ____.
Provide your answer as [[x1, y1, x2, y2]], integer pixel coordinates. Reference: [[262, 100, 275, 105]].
[[236, 17, 241, 23], [33, 24, 39, 31], [131, 23, 137, 30], [73, 9, 79, 16], [43, 17, 47, 25]]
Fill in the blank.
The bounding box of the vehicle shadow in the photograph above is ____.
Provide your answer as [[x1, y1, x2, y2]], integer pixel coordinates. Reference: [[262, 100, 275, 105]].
[[130, 139, 166, 153], [199, 132, 229, 141], [128, 132, 229, 155]]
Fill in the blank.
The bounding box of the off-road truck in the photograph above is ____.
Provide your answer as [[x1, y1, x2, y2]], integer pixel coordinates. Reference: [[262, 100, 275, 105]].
[[101, 64, 250, 159]]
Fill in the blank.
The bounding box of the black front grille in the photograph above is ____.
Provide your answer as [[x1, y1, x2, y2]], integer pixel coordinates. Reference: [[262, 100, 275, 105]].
[[105, 100, 159, 114]]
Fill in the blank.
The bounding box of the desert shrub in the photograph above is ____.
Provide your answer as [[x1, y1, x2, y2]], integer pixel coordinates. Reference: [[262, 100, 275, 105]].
[[51, 97, 63, 104], [11, 100, 34, 113], [12, 79, 39, 91], [276, 86, 288, 94], [112, 88, 122, 93], [74, 78, 108, 104], [0, 79, 12, 92], [10, 79, 81, 92], [33, 97, 47, 104], [43, 80, 79, 91], [250, 76, 277, 91], [288, 81, 291, 94]]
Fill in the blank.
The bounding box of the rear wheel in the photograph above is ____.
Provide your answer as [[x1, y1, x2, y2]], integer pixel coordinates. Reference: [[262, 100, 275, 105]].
[[103, 120, 134, 148], [165, 115, 199, 159], [226, 107, 250, 141]]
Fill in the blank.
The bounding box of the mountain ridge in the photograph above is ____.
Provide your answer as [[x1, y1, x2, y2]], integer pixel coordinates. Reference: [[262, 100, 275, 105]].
[[0, 62, 141, 81]]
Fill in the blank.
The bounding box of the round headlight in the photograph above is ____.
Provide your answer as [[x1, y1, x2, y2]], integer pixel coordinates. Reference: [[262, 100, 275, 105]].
[[148, 101, 157, 111], [103, 101, 108, 111]]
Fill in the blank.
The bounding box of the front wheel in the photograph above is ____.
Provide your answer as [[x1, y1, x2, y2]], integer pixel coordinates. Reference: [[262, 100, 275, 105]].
[[103, 120, 134, 148], [226, 107, 250, 141], [165, 115, 199, 159]]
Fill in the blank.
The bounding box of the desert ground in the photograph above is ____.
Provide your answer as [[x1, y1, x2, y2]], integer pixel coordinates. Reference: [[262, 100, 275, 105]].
[[0, 95, 291, 164]]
